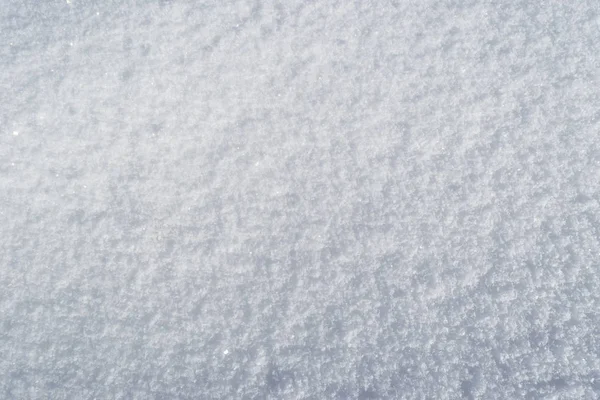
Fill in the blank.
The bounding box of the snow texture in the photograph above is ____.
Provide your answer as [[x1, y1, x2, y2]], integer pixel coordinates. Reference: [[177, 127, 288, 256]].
[[2, 0, 600, 398]]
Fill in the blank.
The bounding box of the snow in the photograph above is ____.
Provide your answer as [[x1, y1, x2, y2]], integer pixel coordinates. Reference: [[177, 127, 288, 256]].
[[1, 0, 600, 398]]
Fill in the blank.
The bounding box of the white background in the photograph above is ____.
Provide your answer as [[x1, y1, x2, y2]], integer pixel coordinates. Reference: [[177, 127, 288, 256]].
[[2, 0, 600, 398]]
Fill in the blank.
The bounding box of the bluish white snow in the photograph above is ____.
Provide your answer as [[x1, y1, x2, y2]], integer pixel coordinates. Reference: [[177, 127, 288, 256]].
[[1, 0, 600, 398]]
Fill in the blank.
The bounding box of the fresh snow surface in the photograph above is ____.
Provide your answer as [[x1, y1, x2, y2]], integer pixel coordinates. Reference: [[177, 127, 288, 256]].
[[2, 1, 600, 399]]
